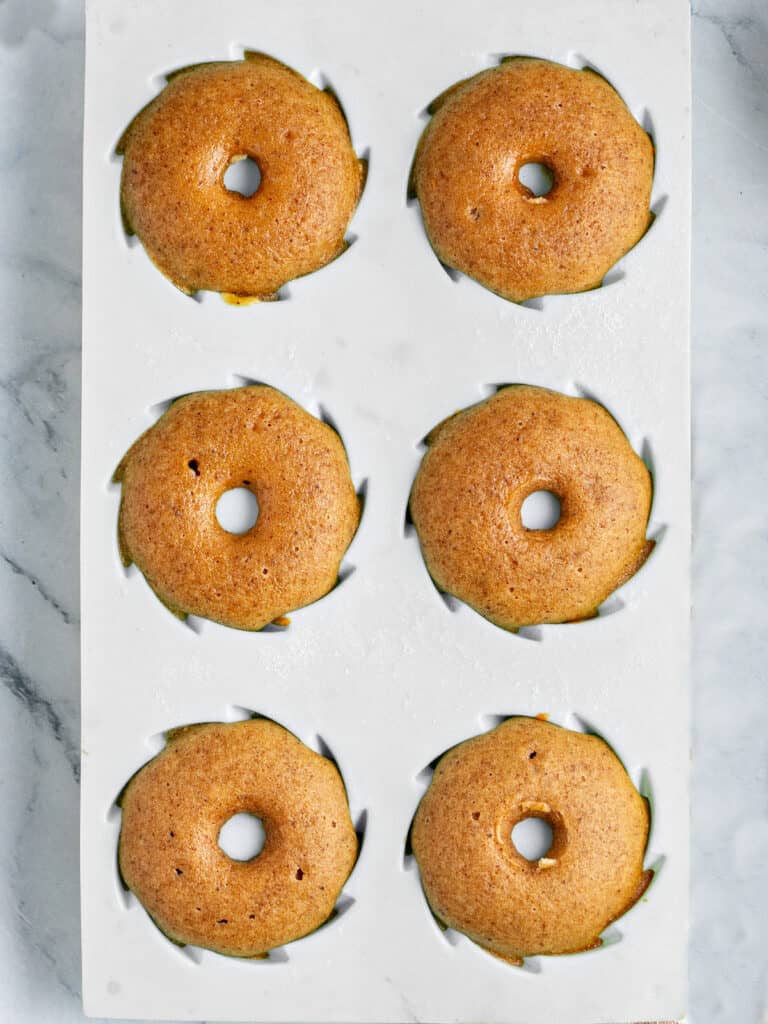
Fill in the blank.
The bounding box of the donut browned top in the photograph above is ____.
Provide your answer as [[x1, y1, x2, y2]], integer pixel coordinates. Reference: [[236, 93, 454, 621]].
[[114, 386, 360, 631], [118, 53, 365, 299], [410, 58, 654, 302], [411, 717, 652, 963], [409, 385, 653, 629], [118, 720, 358, 957]]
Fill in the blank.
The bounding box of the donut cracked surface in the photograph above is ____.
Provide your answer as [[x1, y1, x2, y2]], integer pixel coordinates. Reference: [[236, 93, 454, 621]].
[[411, 717, 652, 963]]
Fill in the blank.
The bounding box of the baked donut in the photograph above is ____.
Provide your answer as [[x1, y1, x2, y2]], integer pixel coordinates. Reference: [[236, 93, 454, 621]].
[[411, 717, 652, 963], [117, 52, 365, 300], [114, 385, 361, 630], [118, 719, 358, 957], [409, 57, 654, 302], [409, 385, 653, 629]]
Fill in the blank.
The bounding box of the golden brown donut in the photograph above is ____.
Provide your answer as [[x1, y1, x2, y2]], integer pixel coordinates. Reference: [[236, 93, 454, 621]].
[[409, 57, 654, 302], [409, 385, 653, 630], [114, 385, 361, 630], [411, 717, 652, 964], [118, 719, 358, 957], [118, 52, 365, 300]]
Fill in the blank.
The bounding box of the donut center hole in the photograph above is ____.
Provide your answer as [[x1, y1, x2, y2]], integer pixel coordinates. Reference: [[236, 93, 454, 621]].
[[521, 490, 561, 530], [223, 156, 262, 197], [218, 813, 266, 861], [518, 162, 555, 198], [511, 817, 554, 861], [215, 488, 259, 534]]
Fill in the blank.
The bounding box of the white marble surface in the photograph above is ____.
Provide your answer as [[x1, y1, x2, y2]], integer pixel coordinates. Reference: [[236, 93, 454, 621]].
[[0, 1, 764, 1021]]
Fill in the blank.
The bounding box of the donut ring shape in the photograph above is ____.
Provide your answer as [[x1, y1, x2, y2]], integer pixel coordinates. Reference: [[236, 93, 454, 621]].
[[118, 52, 366, 300], [114, 386, 361, 631], [411, 717, 652, 964], [409, 57, 654, 302], [408, 385, 653, 630], [118, 719, 358, 957]]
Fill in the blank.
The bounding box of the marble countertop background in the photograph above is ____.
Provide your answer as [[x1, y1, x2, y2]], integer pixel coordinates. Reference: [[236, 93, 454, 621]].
[[0, 0, 764, 1021]]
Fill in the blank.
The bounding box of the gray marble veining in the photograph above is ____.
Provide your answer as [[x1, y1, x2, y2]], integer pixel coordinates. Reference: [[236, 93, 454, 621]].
[[0, 0, 765, 1021], [690, 2, 768, 1022]]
